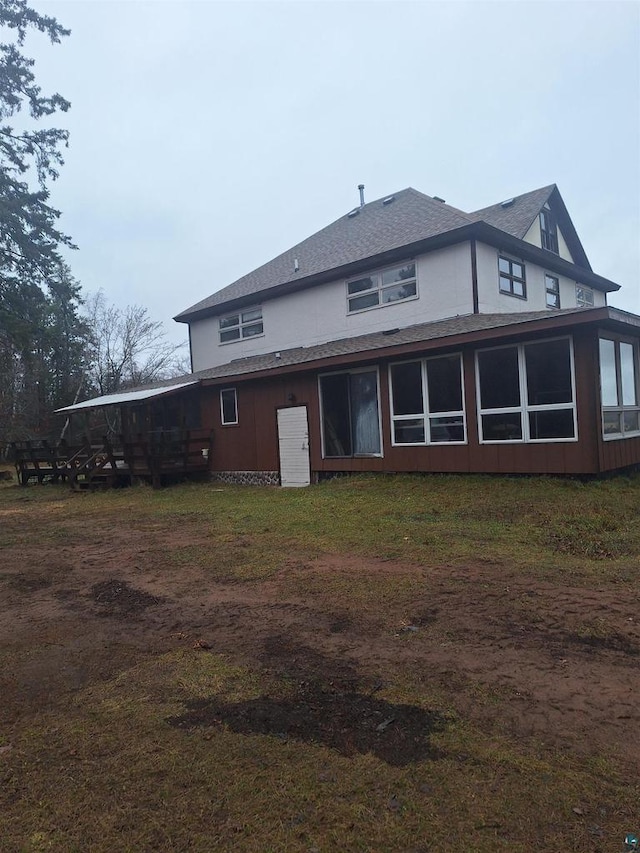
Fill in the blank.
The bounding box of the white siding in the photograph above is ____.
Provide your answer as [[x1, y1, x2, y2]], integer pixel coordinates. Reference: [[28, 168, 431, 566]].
[[190, 243, 473, 371], [475, 242, 606, 315]]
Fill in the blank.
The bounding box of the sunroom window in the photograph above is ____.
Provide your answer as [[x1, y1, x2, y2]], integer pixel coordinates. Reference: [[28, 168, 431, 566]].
[[390, 354, 466, 445], [319, 369, 381, 457], [476, 338, 576, 442], [219, 307, 263, 343], [347, 263, 417, 313], [599, 338, 640, 438]]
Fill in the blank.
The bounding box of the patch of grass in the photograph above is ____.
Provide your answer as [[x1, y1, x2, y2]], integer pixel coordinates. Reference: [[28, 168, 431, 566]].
[[2, 651, 636, 853], [3, 473, 640, 850]]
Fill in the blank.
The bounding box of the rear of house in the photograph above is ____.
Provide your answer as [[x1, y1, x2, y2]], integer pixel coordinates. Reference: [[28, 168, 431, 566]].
[[58, 184, 640, 484]]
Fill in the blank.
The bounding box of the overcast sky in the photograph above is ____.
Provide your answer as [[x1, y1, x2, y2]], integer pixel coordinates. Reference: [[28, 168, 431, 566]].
[[27, 0, 640, 345]]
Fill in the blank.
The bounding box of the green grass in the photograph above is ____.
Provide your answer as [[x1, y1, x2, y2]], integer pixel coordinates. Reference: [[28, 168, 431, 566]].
[[1, 473, 639, 851]]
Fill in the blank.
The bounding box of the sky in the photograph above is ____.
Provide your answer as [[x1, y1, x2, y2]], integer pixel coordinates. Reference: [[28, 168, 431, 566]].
[[24, 0, 640, 346]]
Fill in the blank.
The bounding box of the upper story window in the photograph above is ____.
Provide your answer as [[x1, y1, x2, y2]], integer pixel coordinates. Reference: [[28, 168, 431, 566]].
[[576, 285, 594, 307], [347, 262, 417, 314], [219, 307, 263, 343], [220, 387, 238, 425], [599, 338, 640, 439], [545, 274, 560, 309], [476, 338, 576, 443], [389, 354, 466, 445], [498, 256, 526, 299], [540, 208, 559, 253]]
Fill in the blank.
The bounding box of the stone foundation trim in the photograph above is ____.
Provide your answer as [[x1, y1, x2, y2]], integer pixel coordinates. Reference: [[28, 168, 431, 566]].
[[211, 470, 280, 486]]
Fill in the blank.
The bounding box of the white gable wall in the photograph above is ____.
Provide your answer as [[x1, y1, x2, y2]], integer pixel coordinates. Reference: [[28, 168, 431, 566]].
[[523, 217, 574, 263], [475, 242, 606, 314], [189, 243, 473, 371]]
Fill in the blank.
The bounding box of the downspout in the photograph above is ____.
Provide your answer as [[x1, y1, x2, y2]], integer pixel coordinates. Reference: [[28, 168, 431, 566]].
[[188, 325, 194, 373], [470, 239, 479, 314]]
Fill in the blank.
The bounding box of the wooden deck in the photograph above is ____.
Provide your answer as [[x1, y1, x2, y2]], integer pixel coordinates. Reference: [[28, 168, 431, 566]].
[[11, 429, 213, 490]]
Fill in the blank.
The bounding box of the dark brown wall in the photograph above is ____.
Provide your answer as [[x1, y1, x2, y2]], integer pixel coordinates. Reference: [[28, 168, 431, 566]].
[[201, 328, 639, 477]]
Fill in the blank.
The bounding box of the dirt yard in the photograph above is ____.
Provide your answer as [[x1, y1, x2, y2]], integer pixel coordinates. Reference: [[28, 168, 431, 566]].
[[0, 476, 638, 852]]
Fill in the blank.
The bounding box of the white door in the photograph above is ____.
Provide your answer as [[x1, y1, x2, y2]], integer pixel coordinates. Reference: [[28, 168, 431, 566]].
[[277, 406, 310, 487]]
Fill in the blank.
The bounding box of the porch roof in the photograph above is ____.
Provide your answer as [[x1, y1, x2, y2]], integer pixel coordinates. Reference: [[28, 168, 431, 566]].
[[55, 381, 199, 413]]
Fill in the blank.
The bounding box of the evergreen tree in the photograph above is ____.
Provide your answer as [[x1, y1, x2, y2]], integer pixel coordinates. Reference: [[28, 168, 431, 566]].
[[0, 1, 83, 440]]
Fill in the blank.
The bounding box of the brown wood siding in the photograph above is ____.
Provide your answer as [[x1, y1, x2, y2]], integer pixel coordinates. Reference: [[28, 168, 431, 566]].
[[200, 328, 640, 477]]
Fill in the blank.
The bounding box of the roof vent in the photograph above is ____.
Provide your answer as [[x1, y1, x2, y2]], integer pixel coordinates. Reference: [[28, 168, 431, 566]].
[[347, 208, 360, 218], [433, 196, 446, 203], [294, 258, 299, 272], [382, 195, 395, 205], [500, 198, 515, 208], [382, 328, 400, 336], [358, 183, 365, 207]]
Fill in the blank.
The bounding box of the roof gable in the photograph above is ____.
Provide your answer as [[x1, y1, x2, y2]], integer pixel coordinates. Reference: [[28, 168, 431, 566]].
[[469, 185, 591, 270]]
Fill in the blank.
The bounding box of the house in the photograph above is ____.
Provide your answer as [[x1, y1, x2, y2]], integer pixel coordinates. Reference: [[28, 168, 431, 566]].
[[59, 184, 640, 485]]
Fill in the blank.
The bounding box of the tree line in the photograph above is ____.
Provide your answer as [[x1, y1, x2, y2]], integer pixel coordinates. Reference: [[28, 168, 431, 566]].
[[0, 1, 186, 442]]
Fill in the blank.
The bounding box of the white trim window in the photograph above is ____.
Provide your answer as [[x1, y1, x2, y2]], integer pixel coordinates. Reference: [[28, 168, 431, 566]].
[[219, 307, 263, 343], [545, 274, 560, 309], [319, 368, 382, 457], [220, 387, 238, 425], [476, 338, 577, 443], [389, 354, 466, 445], [347, 262, 417, 314], [498, 256, 526, 299], [599, 337, 640, 439], [576, 285, 594, 307]]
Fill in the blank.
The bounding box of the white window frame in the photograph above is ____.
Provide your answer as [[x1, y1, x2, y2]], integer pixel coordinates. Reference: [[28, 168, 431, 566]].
[[576, 285, 594, 307], [545, 273, 560, 309], [389, 353, 467, 447], [318, 366, 383, 458], [220, 387, 238, 425], [219, 307, 263, 344], [599, 336, 640, 441], [346, 261, 418, 315], [475, 337, 578, 444]]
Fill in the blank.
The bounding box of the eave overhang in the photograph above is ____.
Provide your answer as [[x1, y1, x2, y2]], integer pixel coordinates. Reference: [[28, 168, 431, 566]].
[[199, 307, 634, 387], [175, 223, 619, 325]]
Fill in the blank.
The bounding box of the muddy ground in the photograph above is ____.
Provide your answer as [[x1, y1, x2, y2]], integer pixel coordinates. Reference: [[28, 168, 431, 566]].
[[1, 516, 638, 775]]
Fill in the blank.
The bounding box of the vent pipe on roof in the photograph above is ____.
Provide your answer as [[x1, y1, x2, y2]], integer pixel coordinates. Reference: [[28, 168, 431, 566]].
[[358, 184, 365, 207]]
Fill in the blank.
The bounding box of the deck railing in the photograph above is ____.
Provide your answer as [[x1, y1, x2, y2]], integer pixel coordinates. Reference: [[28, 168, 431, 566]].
[[11, 429, 213, 489]]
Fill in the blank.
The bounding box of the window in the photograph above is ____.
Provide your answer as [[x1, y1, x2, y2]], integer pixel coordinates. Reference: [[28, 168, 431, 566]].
[[220, 388, 238, 425], [476, 338, 576, 442], [319, 369, 381, 457], [347, 262, 417, 313], [545, 274, 560, 309], [498, 257, 526, 298], [390, 354, 466, 445], [540, 208, 559, 253], [599, 338, 640, 438], [576, 285, 594, 307], [219, 307, 263, 343]]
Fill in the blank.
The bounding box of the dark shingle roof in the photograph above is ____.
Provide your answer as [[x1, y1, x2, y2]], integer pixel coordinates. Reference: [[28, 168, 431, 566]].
[[66, 306, 640, 409], [194, 307, 599, 381], [468, 185, 556, 238], [175, 188, 473, 320], [175, 183, 601, 322]]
